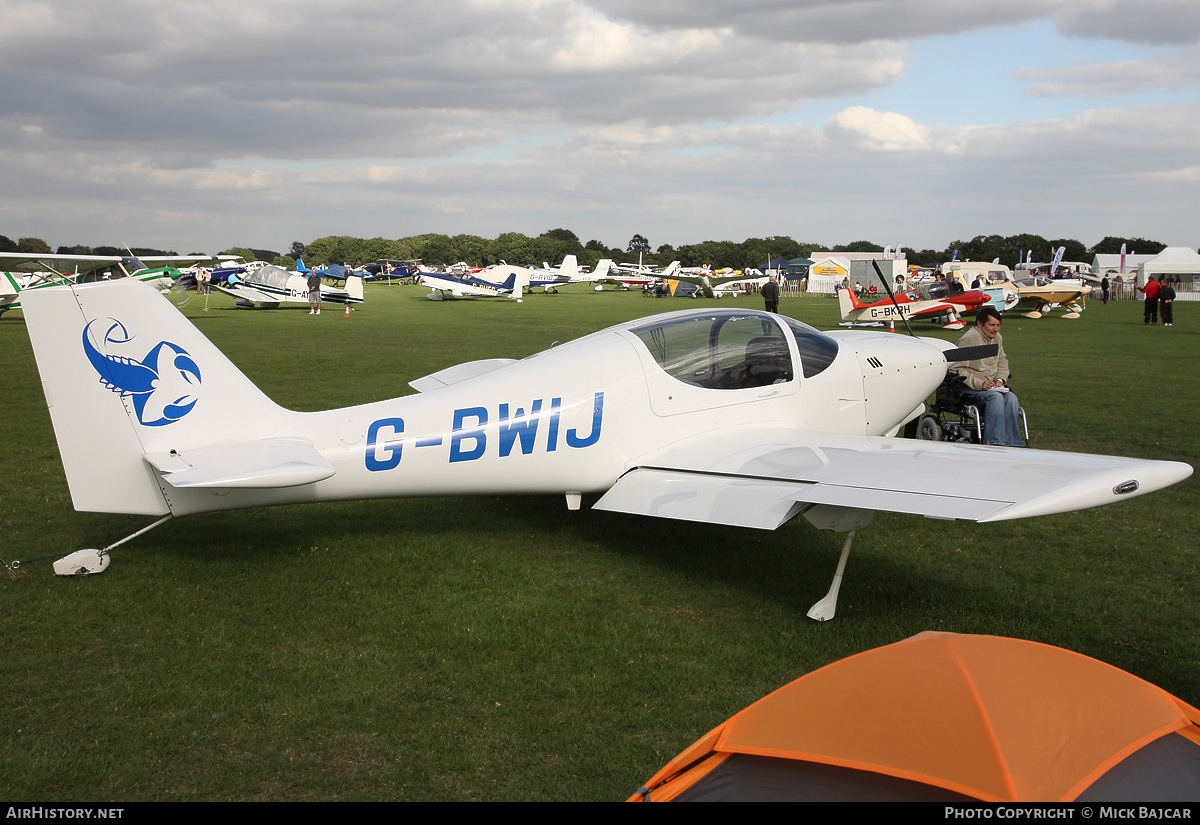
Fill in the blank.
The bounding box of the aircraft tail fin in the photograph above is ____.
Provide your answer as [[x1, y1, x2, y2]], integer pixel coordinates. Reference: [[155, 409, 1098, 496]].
[[21, 279, 290, 515], [559, 255, 578, 278], [660, 261, 681, 279], [592, 259, 613, 280], [837, 286, 862, 318], [345, 275, 364, 302], [511, 268, 530, 300]]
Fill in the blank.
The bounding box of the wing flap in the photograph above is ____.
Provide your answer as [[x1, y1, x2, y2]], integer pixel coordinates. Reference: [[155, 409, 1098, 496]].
[[594, 469, 810, 530], [145, 439, 335, 488]]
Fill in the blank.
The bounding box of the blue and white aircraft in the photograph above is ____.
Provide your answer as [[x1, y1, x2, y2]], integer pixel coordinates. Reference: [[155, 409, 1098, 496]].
[[419, 266, 532, 301], [19, 278, 1192, 620]]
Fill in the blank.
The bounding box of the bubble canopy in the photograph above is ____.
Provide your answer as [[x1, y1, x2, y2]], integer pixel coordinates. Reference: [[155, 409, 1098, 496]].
[[630, 311, 839, 391]]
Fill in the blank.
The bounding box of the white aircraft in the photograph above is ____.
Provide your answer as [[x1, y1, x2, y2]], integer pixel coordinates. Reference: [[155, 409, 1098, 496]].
[[667, 265, 771, 299], [709, 268, 771, 298], [20, 279, 1192, 620], [216, 265, 364, 309], [525, 255, 615, 292], [0, 251, 211, 315], [601, 259, 679, 290]]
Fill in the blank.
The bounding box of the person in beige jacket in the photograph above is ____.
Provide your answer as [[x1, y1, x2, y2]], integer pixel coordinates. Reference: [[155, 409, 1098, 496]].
[[953, 307, 1023, 446]]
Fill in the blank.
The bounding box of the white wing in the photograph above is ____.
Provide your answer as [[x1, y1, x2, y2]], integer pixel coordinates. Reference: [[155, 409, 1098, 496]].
[[0, 252, 122, 275], [594, 423, 1191, 528]]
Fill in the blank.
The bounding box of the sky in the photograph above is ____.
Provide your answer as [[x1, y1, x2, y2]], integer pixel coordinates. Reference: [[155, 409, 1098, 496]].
[[1, 0, 1197, 256]]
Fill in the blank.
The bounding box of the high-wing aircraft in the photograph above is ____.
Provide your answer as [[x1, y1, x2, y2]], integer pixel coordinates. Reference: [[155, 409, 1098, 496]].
[[216, 265, 364, 309], [362, 259, 422, 284], [838, 282, 989, 329], [601, 259, 678, 290], [20, 279, 1191, 620], [0, 251, 209, 315], [419, 268, 531, 301], [709, 268, 771, 298], [666, 265, 769, 299]]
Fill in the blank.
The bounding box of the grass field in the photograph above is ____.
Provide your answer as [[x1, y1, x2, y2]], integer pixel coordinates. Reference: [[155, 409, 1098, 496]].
[[2, 284, 1197, 801]]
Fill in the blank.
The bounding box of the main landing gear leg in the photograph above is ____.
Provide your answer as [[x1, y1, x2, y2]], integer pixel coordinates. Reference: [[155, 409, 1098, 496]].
[[802, 505, 875, 622], [807, 530, 855, 622]]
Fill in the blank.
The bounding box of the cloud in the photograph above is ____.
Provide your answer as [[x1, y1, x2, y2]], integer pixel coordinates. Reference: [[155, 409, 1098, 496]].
[[824, 107, 935, 151], [1017, 47, 1200, 97], [0, 0, 1197, 254], [1053, 0, 1200, 45]]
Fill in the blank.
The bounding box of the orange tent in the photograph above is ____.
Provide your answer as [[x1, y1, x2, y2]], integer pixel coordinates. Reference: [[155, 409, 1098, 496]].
[[631, 632, 1200, 801]]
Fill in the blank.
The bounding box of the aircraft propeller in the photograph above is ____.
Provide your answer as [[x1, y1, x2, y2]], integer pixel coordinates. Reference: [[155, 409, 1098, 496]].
[[871, 259, 917, 337], [870, 259, 998, 362]]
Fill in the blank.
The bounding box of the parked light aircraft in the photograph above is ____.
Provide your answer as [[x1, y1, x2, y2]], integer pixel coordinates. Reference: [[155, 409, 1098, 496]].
[[363, 259, 422, 284], [216, 265, 364, 309], [0, 251, 210, 316], [420, 268, 531, 301], [658, 267, 770, 299], [667, 265, 767, 299], [1012, 276, 1089, 319], [838, 283, 988, 329], [601, 259, 679, 290], [20, 279, 1192, 619], [523, 255, 615, 293], [709, 269, 770, 298]]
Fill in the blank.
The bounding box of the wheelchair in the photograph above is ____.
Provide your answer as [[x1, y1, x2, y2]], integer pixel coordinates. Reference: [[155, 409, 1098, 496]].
[[910, 373, 1029, 446]]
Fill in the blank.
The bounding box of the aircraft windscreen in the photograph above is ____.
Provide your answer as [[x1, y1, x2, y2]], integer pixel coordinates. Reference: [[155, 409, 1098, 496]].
[[121, 255, 148, 274], [632, 314, 794, 389], [919, 281, 950, 300], [778, 316, 839, 378]]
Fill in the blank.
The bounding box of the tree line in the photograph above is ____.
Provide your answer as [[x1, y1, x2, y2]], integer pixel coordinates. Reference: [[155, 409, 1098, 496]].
[[2, 231, 1173, 272], [285, 232, 1173, 271]]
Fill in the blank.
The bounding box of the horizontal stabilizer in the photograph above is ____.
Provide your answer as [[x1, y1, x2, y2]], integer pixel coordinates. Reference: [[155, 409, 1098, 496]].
[[409, 359, 517, 392], [145, 439, 334, 488]]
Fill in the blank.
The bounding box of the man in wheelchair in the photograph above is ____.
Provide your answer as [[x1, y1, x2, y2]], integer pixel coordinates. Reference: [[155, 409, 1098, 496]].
[[950, 306, 1024, 446]]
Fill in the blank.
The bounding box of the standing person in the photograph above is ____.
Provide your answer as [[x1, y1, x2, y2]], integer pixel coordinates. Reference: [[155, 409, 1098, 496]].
[[308, 270, 323, 315], [1159, 275, 1176, 326], [952, 307, 1023, 447], [761, 274, 780, 313], [1138, 275, 1160, 324], [197, 267, 211, 310], [1101, 275, 1109, 304]]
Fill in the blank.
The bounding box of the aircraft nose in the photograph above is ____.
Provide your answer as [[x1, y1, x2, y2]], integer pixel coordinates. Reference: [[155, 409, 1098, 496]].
[[858, 337, 951, 434]]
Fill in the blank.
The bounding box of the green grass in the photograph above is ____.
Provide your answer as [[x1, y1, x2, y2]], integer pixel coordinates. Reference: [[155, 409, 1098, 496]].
[[1, 285, 1197, 800]]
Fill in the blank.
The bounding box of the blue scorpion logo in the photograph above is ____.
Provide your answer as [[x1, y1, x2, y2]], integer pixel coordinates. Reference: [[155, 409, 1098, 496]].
[[82, 318, 202, 427]]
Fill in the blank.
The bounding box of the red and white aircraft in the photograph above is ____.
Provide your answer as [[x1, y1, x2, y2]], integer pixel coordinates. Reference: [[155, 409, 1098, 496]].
[[838, 281, 989, 330]]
